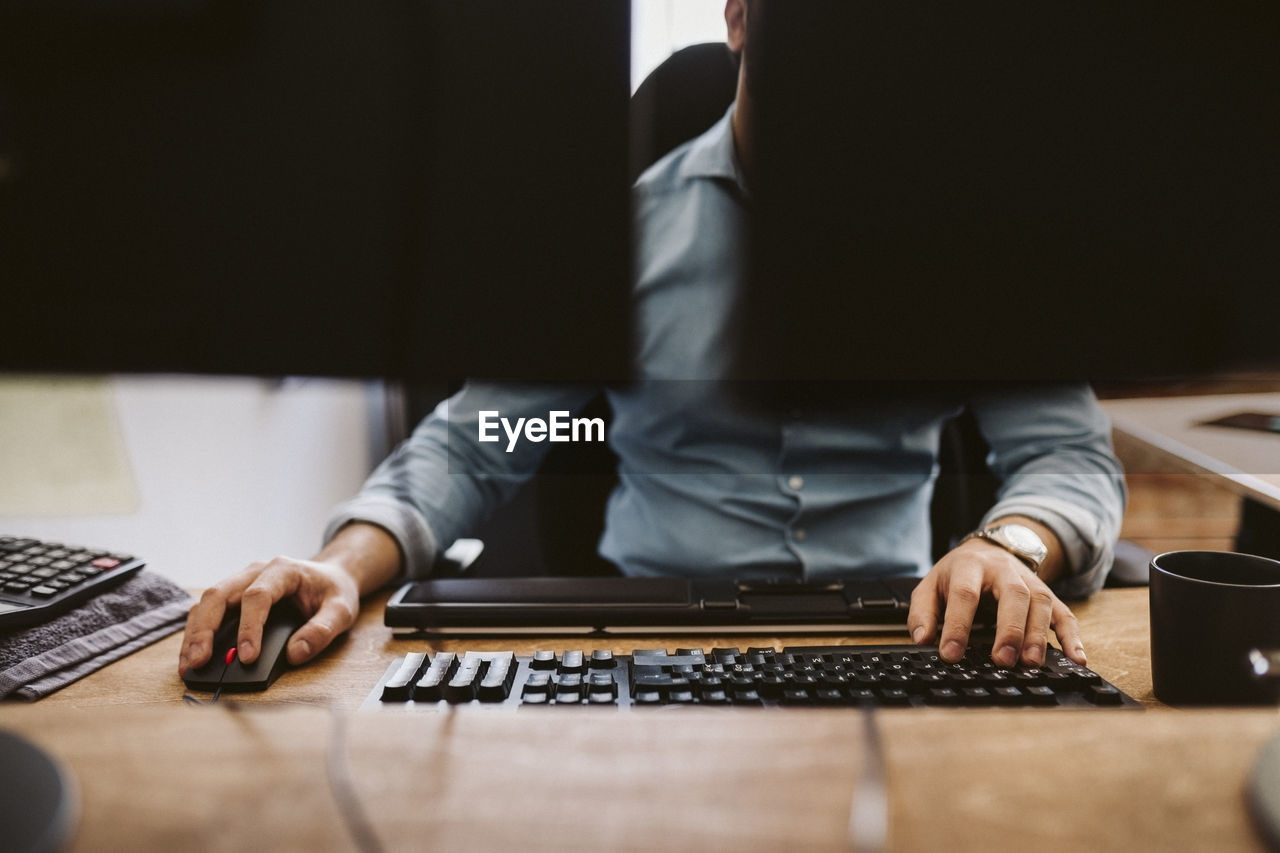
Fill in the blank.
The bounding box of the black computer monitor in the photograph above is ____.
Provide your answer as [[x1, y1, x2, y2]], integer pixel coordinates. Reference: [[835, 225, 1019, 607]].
[[0, 0, 631, 381], [735, 0, 1280, 383]]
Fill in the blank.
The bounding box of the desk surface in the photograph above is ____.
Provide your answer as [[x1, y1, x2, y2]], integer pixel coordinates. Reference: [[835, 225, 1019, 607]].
[[1103, 392, 1280, 513], [2, 587, 1277, 852]]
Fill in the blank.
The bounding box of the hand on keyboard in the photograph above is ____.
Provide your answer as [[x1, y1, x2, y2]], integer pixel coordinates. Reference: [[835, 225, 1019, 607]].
[[178, 523, 401, 676], [908, 528, 1086, 670]]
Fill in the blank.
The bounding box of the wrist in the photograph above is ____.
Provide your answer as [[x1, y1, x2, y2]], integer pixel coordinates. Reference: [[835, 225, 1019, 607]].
[[981, 515, 1066, 584], [315, 522, 402, 596]]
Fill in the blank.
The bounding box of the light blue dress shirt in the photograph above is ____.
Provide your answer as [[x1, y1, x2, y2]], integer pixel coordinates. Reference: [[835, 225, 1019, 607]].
[[326, 107, 1126, 598]]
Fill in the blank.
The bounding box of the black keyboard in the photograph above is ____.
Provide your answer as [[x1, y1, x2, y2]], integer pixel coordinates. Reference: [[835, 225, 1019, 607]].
[[0, 535, 146, 630], [365, 644, 1140, 709]]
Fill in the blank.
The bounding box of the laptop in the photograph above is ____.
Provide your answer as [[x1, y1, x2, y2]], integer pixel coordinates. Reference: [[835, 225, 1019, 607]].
[[385, 573, 918, 636]]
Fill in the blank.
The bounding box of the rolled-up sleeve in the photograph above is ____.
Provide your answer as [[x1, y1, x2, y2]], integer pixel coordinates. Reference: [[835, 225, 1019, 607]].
[[969, 383, 1127, 599], [324, 382, 599, 579]]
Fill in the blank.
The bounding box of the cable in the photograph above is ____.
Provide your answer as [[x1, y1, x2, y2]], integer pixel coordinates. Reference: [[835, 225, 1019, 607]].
[[326, 708, 386, 853], [848, 703, 889, 853]]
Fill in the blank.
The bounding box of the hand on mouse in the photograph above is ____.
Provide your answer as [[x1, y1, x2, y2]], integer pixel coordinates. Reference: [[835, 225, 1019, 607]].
[[178, 523, 400, 676], [906, 516, 1086, 669]]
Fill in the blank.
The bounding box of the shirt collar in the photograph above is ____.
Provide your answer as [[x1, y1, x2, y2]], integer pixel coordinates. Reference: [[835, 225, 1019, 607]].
[[676, 104, 748, 195]]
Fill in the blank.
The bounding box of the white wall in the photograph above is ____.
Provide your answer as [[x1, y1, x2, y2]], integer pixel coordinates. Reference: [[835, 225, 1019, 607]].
[[0, 375, 378, 589], [633, 0, 729, 90]]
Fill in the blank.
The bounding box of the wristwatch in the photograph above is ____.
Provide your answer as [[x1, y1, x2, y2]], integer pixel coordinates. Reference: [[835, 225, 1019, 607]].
[[962, 523, 1048, 574]]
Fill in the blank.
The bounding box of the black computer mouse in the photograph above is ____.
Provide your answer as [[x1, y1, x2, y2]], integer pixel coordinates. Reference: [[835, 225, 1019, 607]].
[[181, 598, 308, 693]]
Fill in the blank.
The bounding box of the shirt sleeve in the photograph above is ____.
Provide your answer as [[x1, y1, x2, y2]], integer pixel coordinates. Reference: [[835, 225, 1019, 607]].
[[324, 381, 600, 579], [967, 383, 1127, 599]]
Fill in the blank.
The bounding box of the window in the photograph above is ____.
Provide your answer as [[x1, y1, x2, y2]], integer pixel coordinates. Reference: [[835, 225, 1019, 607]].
[[632, 0, 727, 90]]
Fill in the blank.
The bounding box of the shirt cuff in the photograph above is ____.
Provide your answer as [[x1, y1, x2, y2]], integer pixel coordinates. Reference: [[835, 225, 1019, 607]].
[[323, 495, 440, 581], [980, 495, 1113, 599]]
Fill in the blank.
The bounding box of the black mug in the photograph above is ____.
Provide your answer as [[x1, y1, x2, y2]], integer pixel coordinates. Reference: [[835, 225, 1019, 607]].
[[1150, 550, 1280, 705]]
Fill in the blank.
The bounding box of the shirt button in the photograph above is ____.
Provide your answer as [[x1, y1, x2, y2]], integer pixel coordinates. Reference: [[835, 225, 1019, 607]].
[[794, 528, 808, 542], [788, 475, 804, 491]]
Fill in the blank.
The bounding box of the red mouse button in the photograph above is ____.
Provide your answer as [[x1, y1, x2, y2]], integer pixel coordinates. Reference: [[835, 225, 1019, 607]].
[[226, 648, 237, 665]]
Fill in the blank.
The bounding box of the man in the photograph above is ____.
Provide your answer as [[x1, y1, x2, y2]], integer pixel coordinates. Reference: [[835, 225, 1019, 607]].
[[179, 0, 1124, 679]]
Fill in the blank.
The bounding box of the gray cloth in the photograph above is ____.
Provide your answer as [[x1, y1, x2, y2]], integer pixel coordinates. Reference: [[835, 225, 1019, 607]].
[[0, 572, 191, 700]]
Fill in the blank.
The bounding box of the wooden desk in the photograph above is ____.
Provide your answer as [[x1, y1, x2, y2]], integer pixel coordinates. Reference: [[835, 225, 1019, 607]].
[[1103, 393, 1280, 513], [2, 588, 1277, 852]]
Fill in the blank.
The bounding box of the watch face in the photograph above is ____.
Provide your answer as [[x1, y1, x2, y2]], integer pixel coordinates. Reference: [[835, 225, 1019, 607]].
[[1003, 525, 1040, 552]]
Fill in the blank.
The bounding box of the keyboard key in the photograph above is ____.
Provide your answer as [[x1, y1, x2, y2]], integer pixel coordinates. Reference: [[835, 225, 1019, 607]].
[[554, 673, 583, 702], [530, 650, 557, 670], [758, 674, 787, 698], [712, 647, 742, 665], [30, 586, 58, 597], [1086, 684, 1123, 706], [380, 652, 428, 702], [589, 649, 616, 669], [1014, 670, 1046, 688], [522, 672, 552, 700], [588, 673, 617, 699], [559, 650, 586, 674], [442, 671, 479, 703], [479, 656, 517, 702]]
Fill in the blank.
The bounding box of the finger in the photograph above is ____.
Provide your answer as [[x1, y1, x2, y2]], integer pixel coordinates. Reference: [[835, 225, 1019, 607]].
[[938, 563, 984, 663], [179, 565, 262, 674], [237, 560, 302, 664], [286, 595, 357, 665], [907, 572, 940, 645], [1020, 585, 1055, 667], [1050, 600, 1087, 665], [990, 571, 1031, 668]]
